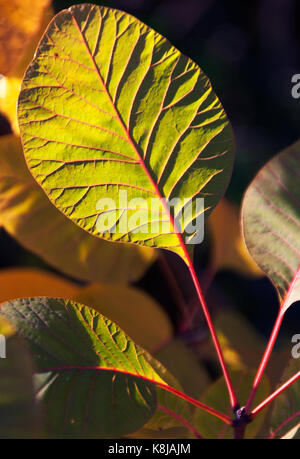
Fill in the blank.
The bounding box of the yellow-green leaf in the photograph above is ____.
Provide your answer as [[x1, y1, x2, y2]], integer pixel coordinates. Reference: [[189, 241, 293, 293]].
[[18, 4, 234, 265], [72, 283, 173, 353], [0, 134, 156, 283]]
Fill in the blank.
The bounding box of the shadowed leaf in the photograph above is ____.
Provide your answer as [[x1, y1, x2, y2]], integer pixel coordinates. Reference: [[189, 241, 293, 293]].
[[0, 297, 190, 438], [193, 370, 270, 439], [243, 140, 300, 308], [0, 317, 38, 438], [270, 359, 300, 439]]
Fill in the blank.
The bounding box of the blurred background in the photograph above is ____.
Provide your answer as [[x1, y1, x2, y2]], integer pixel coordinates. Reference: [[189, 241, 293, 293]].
[[0, 0, 299, 374]]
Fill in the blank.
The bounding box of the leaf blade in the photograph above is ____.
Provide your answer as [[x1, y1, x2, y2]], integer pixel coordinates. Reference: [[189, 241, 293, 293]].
[[18, 4, 234, 262], [0, 297, 189, 437], [243, 140, 300, 308]]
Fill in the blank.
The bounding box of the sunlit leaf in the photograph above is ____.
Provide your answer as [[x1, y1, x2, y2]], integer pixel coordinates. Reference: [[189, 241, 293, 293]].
[[0, 317, 38, 438], [193, 370, 270, 439], [0, 297, 190, 438], [208, 199, 263, 276], [73, 283, 173, 353], [18, 4, 234, 265], [243, 140, 300, 307], [0, 135, 156, 283], [270, 359, 300, 439], [0, 266, 172, 353]]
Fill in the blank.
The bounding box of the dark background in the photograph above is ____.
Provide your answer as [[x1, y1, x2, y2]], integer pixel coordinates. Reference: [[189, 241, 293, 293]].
[[1, 0, 299, 359]]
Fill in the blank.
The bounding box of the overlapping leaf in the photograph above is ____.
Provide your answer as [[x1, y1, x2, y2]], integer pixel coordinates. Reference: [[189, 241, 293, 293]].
[[243, 140, 300, 305], [0, 0, 51, 76], [208, 199, 263, 277], [193, 370, 270, 439], [18, 3, 234, 264], [0, 267, 173, 353], [0, 135, 155, 283], [0, 267, 78, 302], [0, 317, 37, 438], [0, 297, 190, 438], [270, 359, 300, 439], [0, 0, 54, 134], [73, 283, 173, 353]]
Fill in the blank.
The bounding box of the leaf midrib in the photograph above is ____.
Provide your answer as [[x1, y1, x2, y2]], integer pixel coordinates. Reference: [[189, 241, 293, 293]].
[[70, 10, 187, 257]]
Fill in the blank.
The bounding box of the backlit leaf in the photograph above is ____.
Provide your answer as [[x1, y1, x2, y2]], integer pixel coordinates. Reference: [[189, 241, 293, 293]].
[[0, 297, 189, 438], [0, 0, 54, 134], [0, 266, 172, 354], [243, 140, 300, 307], [73, 283, 173, 353], [0, 134, 156, 283], [18, 4, 234, 264]]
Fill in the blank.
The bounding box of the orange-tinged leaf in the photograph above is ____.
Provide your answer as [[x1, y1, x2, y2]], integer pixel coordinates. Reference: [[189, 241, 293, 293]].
[[0, 0, 52, 76], [0, 0, 54, 134], [0, 268, 78, 303], [208, 198, 263, 276]]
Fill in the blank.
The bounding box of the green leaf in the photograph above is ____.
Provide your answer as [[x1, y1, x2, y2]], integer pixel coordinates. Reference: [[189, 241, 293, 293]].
[[18, 3, 234, 264], [0, 297, 190, 438], [242, 140, 300, 306], [270, 359, 300, 439], [193, 370, 270, 439], [72, 283, 173, 354], [154, 338, 210, 399], [0, 317, 38, 438], [0, 134, 155, 283]]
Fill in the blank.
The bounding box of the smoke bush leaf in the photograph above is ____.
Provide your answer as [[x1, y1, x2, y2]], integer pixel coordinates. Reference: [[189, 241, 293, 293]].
[[243, 140, 300, 309], [270, 359, 300, 439], [18, 3, 234, 264], [0, 134, 156, 283], [0, 297, 190, 438], [0, 317, 38, 438]]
